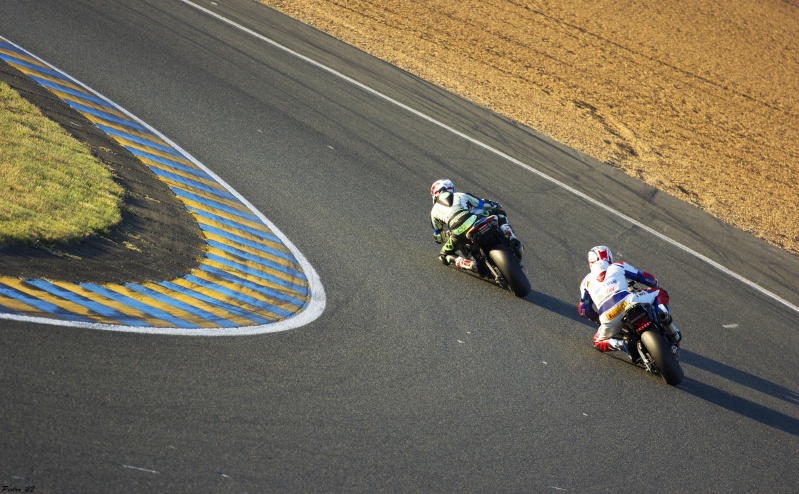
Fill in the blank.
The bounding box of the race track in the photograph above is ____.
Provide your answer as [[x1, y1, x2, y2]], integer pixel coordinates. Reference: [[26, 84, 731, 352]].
[[2, 1, 798, 492]]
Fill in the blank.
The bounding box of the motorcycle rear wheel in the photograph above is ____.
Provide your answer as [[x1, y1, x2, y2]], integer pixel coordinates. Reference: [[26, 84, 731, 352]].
[[641, 330, 684, 385], [488, 245, 531, 298]]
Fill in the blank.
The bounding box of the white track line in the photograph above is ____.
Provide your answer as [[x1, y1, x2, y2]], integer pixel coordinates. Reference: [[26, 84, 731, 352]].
[[181, 0, 798, 315]]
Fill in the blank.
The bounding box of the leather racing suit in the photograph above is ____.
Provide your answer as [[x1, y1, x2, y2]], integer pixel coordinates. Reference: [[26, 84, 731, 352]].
[[430, 190, 513, 259], [578, 260, 672, 352]]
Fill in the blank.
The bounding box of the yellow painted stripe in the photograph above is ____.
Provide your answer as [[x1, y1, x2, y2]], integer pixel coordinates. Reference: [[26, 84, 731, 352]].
[[1, 49, 53, 71], [161, 177, 253, 214], [145, 160, 225, 190], [194, 215, 289, 254], [203, 232, 298, 270], [182, 197, 271, 231], [188, 269, 306, 315], [167, 276, 280, 319], [112, 136, 201, 166], [49, 88, 129, 119], [136, 154, 206, 177], [201, 257, 309, 301], [81, 116, 175, 147], [139, 281, 260, 326], [99, 283, 218, 328], [1, 279, 122, 325], [0, 291, 48, 314], [47, 280, 158, 323], [5, 62, 89, 94], [103, 131, 176, 156], [205, 246, 306, 288]]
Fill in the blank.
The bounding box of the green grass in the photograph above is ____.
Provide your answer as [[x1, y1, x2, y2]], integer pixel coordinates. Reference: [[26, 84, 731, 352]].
[[0, 81, 124, 247]]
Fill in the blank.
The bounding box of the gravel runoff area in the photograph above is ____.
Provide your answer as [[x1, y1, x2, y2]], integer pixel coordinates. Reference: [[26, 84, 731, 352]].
[[262, 0, 799, 256]]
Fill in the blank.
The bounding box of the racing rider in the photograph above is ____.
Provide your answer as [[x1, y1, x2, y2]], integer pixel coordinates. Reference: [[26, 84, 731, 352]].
[[578, 245, 682, 355], [429, 179, 522, 272]]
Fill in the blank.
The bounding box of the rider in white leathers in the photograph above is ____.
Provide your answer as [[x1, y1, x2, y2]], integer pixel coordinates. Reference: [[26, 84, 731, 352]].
[[578, 246, 682, 354], [429, 179, 522, 272]]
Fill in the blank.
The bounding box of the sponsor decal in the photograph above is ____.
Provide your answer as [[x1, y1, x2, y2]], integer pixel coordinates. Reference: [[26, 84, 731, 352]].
[[605, 300, 627, 320]]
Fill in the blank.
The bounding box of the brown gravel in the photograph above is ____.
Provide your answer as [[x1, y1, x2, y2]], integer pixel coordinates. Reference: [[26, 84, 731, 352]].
[[261, 0, 799, 256]]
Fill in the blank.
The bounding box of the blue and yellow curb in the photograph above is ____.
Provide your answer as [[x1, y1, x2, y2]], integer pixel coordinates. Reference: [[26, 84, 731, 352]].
[[0, 37, 325, 335]]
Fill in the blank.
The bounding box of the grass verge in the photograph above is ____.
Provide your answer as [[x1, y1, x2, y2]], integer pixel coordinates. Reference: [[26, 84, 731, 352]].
[[0, 81, 123, 247]]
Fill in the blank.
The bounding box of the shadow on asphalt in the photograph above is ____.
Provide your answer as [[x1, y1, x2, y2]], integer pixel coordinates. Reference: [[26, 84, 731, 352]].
[[679, 351, 799, 437], [469, 274, 799, 437], [524, 288, 587, 325], [504, 281, 799, 438]]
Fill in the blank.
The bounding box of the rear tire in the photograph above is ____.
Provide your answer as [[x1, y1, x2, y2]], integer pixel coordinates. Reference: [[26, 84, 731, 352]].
[[641, 330, 683, 385], [488, 245, 531, 298]]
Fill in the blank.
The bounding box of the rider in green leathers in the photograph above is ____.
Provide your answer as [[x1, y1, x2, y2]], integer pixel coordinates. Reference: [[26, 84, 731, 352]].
[[429, 179, 522, 272]]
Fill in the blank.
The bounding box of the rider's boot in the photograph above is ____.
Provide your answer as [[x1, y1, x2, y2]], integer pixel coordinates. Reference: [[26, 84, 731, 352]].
[[608, 337, 626, 352], [609, 337, 641, 362], [658, 304, 682, 345], [500, 224, 523, 259], [454, 256, 479, 273], [595, 334, 634, 359]]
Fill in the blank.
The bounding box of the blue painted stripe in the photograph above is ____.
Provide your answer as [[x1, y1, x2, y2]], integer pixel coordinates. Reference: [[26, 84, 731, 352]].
[[207, 240, 304, 278], [64, 100, 148, 132], [157, 281, 274, 325], [598, 290, 630, 315], [201, 224, 294, 262], [199, 265, 307, 307], [80, 283, 199, 328], [172, 188, 260, 221], [29, 76, 109, 106], [0, 53, 73, 81], [98, 125, 182, 157], [0, 283, 87, 321], [24, 279, 149, 326], [124, 284, 237, 328], [183, 274, 296, 318], [0, 41, 34, 57], [127, 148, 207, 178], [190, 208, 280, 243], [151, 167, 236, 200], [203, 254, 308, 294]]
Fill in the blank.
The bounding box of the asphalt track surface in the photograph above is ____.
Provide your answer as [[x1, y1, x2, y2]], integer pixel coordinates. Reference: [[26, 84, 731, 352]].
[[2, 1, 799, 492]]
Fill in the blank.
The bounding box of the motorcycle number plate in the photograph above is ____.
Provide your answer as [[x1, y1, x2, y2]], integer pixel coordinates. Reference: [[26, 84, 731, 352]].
[[605, 301, 627, 320]]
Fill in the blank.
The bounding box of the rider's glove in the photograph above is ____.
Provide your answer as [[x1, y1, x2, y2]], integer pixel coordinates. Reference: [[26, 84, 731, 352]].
[[484, 200, 506, 216], [640, 271, 659, 288], [433, 233, 443, 244], [578, 289, 599, 322], [438, 253, 451, 265], [578, 301, 599, 322]]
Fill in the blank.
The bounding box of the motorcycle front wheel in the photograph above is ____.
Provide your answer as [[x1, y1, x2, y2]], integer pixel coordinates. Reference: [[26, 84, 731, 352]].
[[488, 244, 531, 298], [640, 330, 684, 385]]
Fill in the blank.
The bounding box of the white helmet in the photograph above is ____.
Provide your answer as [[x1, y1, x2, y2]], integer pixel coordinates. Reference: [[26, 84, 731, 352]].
[[430, 179, 455, 200], [588, 245, 613, 268]]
